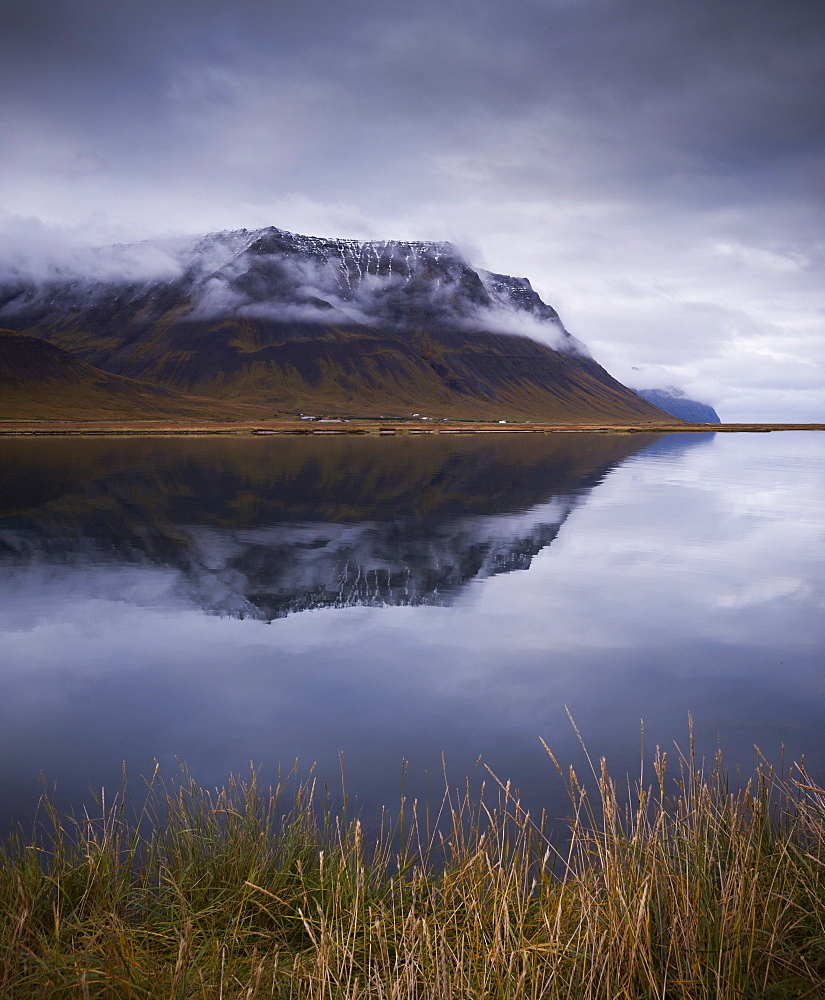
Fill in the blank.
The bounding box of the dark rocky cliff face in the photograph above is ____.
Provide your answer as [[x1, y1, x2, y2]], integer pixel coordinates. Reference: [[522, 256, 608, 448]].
[[0, 227, 672, 423]]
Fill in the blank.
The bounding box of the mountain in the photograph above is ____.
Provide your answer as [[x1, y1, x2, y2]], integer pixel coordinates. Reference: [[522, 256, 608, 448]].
[[0, 329, 270, 421], [633, 387, 720, 424], [0, 227, 674, 423]]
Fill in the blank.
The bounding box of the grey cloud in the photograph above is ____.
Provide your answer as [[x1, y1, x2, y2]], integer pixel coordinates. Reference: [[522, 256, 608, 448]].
[[0, 215, 183, 285], [6, 1, 823, 191]]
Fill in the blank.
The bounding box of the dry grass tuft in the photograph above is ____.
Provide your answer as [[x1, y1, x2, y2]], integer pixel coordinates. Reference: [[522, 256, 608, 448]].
[[2, 730, 824, 998]]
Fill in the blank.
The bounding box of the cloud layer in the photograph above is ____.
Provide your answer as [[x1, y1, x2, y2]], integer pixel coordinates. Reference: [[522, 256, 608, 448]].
[[1, 0, 824, 419]]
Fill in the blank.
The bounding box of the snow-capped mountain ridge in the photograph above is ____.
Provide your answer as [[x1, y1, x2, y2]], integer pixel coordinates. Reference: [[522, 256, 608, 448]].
[[1, 224, 581, 351], [181, 225, 580, 349]]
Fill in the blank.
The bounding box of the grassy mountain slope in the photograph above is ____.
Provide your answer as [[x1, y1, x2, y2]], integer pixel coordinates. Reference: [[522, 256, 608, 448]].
[[0, 330, 270, 421], [10, 315, 671, 422]]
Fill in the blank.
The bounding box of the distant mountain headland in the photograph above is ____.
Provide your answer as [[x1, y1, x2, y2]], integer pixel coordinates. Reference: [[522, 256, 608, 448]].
[[0, 226, 673, 423], [633, 387, 720, 424]]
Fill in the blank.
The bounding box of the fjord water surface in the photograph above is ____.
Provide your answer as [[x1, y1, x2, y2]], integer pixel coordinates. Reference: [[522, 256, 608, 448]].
[[0, 431, 823, 829]]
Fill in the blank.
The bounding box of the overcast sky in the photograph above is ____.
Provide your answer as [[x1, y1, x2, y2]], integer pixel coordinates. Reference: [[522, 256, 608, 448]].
[[2, 0, 824, 420]]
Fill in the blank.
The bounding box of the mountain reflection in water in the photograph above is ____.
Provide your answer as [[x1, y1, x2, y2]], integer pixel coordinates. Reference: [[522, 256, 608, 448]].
[[0, 433, 693, 620]]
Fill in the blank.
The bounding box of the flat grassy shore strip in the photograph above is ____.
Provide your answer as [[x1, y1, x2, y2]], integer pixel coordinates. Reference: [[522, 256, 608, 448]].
[[3, 738, 824, 999], [1, 419, 824, 436]]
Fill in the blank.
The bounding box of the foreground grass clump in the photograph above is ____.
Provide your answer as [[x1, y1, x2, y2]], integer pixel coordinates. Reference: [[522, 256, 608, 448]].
[[2, 739, 825, 999]]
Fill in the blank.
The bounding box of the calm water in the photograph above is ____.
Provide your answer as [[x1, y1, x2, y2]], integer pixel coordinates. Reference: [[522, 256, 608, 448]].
[[0, 431, 823, 830]]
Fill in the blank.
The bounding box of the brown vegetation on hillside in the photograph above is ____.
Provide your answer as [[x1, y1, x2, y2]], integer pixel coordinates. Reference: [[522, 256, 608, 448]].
[[0, 330, 270, 421]]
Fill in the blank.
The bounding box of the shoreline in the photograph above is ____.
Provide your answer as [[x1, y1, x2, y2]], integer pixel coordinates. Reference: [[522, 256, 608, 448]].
[[1, 418, 823, 437]]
